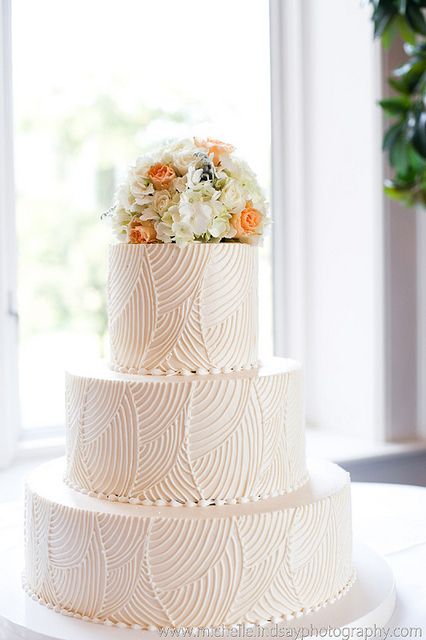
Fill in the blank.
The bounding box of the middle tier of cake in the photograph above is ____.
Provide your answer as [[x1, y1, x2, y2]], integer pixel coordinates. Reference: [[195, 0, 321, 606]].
[[65, 358, 307, 505]]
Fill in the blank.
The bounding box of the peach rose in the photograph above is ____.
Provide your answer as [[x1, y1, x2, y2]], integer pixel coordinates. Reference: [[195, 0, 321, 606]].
[[128, 220, 158, 244], [231, 202, 262, 238], [194, 137, 235, 165], [148, 163, 176, 190]]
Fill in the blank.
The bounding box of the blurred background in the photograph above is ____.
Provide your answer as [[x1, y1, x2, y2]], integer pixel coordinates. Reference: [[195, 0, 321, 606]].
[[12, 0, 273, 433], [0, 0, 425, 489]]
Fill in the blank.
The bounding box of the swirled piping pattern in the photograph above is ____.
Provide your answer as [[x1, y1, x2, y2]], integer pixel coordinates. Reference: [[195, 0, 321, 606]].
[[64, 361, 306, 503], [22, 571, 356, 630], [107, 243, 258, 374], [24, 470, 353, 628]]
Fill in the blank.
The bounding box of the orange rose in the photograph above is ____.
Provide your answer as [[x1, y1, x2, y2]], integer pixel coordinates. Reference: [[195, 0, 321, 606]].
[[231, 202, 262, 238], [148, 163, 176, 190], [194, 137, 235, 165], [128, 220, 158, 244]]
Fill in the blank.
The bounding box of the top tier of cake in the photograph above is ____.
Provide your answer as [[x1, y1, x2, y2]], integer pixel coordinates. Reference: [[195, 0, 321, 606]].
[[108, 243, 258, 375]]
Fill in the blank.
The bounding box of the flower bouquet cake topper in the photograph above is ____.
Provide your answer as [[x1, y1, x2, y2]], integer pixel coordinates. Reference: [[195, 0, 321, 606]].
[[107, 137, 269, 246]]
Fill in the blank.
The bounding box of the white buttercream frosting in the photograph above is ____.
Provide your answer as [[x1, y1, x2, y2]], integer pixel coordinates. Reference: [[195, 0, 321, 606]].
[[108, 243, 258, 374], [24, 458, 354, 629], [23, 236, 357, 631], [64, 358, 306, 504]]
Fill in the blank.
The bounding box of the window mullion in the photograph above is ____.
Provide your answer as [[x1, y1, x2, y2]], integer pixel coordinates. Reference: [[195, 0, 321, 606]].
[[269, 0, 307, 362]]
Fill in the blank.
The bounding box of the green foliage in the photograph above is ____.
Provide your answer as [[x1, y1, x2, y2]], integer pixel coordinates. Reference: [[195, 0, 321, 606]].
[[370, 0, 426, 206], [370, 0, 426, 45]]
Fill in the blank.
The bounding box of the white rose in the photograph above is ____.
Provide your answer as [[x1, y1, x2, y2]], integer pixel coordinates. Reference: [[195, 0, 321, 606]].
[[152, 190, 171, 214], [219, 179, 246, 213], [173, 149, 197, 176]]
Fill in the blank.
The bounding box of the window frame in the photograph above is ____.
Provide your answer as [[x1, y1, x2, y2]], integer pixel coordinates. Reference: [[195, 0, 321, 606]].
[[0, 0, 20, 467], [269, 0, 306, 363], [2, 0, 277, 461], [1, 0, 64, 460]]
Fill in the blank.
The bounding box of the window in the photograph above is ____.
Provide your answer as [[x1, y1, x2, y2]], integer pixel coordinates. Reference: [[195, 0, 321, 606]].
[[10, 0, 273, 435], [4, 0, 422, 464]]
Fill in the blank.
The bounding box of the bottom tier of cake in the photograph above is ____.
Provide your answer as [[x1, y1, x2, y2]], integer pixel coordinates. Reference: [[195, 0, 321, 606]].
[[24, 458, 355, 630]]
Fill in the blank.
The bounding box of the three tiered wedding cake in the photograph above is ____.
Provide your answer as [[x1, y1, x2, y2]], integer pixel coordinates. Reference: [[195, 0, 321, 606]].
[[23, 138, 355, 630]]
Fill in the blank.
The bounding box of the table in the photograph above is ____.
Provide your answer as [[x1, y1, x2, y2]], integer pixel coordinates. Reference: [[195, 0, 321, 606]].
[[350, 482, 426, 628]]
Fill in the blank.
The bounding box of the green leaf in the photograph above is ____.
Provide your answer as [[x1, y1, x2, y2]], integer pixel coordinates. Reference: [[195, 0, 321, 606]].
[[390, 131, 410, 172], [415, 69, 426, 92], [403, 41, 426, 56], [388, 76, 410, 94], [384, 182, 415, 204], [376, 14, 395, 39], [370, 0, 426, 209], [392, 59, 426, 92], [383, 122, 404, 151], [393, 59, 424, 77], [378, 96, 411, 114], [397, 14, 417, 43], [373, 1, 398, 38], [382, 15, 399, 46], [406, 3, 426, 34], [412, 110, 426, 156], [407, 143, 426, 170]]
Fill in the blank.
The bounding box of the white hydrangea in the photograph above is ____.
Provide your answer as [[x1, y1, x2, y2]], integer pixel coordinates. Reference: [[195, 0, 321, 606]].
[[111, 206, 133, 241], [180, 190, 223, 235], [155, 220, 174, 243]]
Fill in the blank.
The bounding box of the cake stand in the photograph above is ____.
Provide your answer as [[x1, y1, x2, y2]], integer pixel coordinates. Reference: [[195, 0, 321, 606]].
[[0, 501, 396, 640]]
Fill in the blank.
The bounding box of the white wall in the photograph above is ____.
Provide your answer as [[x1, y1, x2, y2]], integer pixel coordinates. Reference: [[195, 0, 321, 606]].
[[302, 1, 384, 439], [272, 0, 385, 440]]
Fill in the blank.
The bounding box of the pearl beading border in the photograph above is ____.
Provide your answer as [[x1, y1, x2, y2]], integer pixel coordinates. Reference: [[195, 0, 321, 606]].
[[22, 570, 356, 631], [62, 472, 310, 508], [109, 360, 260, 377]]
